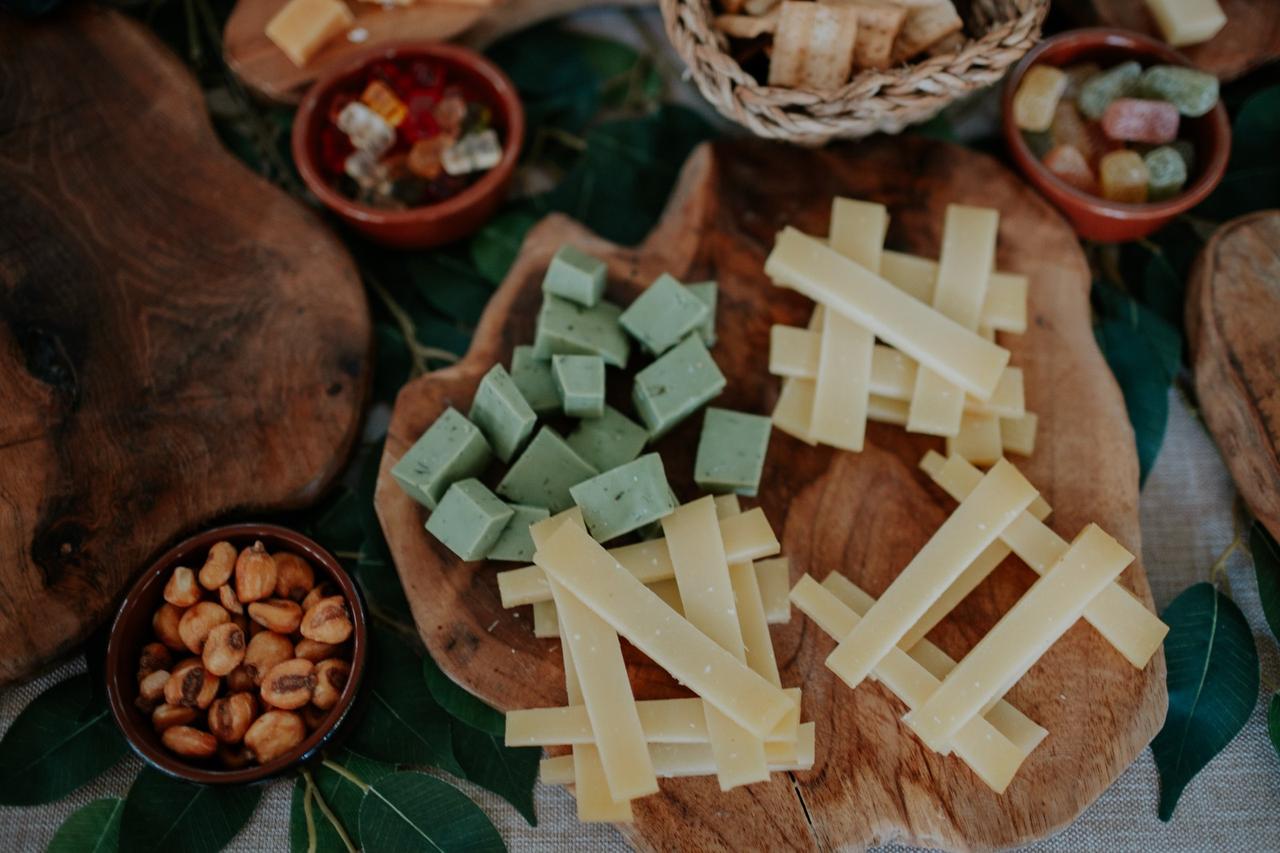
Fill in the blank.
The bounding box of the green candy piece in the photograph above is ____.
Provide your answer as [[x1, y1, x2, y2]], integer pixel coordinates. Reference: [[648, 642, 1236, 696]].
[[565, 404, 649, 472], [619, 273, 710, 356], [632, 335, 727, 439], [469, 364, 537, 463], [694, 407, 773, 497], [533, 295, 630, 368], [509, 345, 560, 415], [485, 503, 550, 562], [552, 354, 605, 418], [687, 281, 718, 347], [1137, 65, 1219, 117], [542, 244, 607, 307], [425, 479, 513, 561], [1144, 146, 1188, 201], [391, 407, 492, 511], [569, 453, 677, 542], [1077, 61, 1141, 120], [496, 427, 598, 512]]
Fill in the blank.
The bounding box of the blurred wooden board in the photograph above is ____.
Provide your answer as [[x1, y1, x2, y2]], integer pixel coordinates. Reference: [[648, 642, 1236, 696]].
[[1188, 211, 1280, 541], [224, 0, 653, 104], [0, 7, 370, 684], [374, 137, 1166, 850]]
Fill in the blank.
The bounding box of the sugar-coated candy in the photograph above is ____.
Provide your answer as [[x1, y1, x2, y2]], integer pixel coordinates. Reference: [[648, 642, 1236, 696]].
[[442, 129, 502, 176], [1050, 101, 1107, 164], [344, 149, 381, 188], [1013, 65, 1068, 132], [360, 80, 408, 127], [336, 102, 394, 156], [1099, 150, 1150, 203], [1143, 146, 1189, 200], [1145, 0, 1227, 48], [1077, 61, 1141, 119], [407, 136, 451, 179], [435, 95, 468, 135], [1136, 65, 1219, 117], [1043, 145, 1098, 194], [1101, 98, 1180, 144]]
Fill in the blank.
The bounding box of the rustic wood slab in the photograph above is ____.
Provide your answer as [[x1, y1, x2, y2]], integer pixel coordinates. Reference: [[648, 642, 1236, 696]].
[[1188, 211, 1280, 542], [375, 137, 1167, 850], [1058, 0, 1280, 81], [0, 7, 370, 684], [224, 0, 653, 104]]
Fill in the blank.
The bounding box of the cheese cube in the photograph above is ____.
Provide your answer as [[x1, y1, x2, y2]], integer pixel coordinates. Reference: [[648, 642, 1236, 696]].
[[569, 453, 677, 542], [551, 355, 605, 418], [687, 281, 718, 347], [694, 407, 773, 497], [542, 245, 607, 307], [265, 0, 353, 68], [425, 479, 513, 561], [619, 274, 710, 356], [509, 346, 560, 415], [566, 405, 649, 472], [1145, 0, 1227, 47], [497, 427, 598, 512], [533, 295, 630, 368], [486, 504, 551, 562], [391, 407, 491, 511], [632, 336, 727, 438], [469, 364, 536, 462]]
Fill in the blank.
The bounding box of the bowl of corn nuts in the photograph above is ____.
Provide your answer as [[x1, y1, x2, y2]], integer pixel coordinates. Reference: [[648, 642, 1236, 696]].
[[105, 524, 367, 784]]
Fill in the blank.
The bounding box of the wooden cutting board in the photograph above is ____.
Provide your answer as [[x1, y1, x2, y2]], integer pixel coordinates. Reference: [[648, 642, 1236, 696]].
[[0, 7, 370, 684], [374, 137, 1167, 850], [1188, 211, 1280, 542], [224, 0, 652, 104]]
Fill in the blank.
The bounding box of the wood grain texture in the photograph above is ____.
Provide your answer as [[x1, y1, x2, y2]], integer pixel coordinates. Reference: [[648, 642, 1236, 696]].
[[223, 0, 653, 104], [0, 7, 370, 684], [1057, 0, 1280, 80], [374, 137, 1167, 851], [1187, 211, 1280, 542]]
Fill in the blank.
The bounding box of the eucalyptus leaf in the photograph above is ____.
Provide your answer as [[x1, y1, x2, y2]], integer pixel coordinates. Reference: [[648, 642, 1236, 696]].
[[1151, 582, 1259, 820], [422, 656, 505, 735], [1269, 694, 1280, 763], [119, 768, 262, 853], [1094, 319, 1171, 485], [358, 771, 506, 853], [289, 750, 395, 853], [373, 322, 413, 404], [309, 486, 365, 556], [1197, 85, 1280, 220], [1251, 521, 1280, 642], [0, 674, 126, 805], [450, 719, 539, 825], [48, 797, 123, 853], [408, 252, 494, 327], [470, 208, 538, 286]]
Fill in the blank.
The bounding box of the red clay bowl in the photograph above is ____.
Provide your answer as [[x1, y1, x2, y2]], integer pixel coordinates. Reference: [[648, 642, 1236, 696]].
[[292, 41, 525, 249], [105, 524, 367, 785], [1002, 28, 1230, 242]]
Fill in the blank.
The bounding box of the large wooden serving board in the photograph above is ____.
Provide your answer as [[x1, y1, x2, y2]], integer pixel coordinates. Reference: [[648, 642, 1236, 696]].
[[375, 137, 1167, 851], [0, 7, 371, 684]]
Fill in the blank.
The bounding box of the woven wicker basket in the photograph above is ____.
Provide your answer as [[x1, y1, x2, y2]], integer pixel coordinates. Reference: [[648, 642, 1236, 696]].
[[661, 0, 1050, 144]]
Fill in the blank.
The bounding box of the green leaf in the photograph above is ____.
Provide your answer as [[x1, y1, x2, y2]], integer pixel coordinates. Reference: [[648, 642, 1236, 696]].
[[1252, 521, 1280, 643], [48, 797, 123, 853], [1198, 85, 1280, 220], [1151, 582, 1259, 820], [309, 486, 365, 556], [289, 750, 395, 853], [347, 626, 462, 775], [422, 656, 505, 735], [1269, 694, 1280, 764], [373, 322, 413, 405], [470, 208, 538, 286], [358, 771, 506, 853], [407, 252, 494, 327], [119, 768, 262, 853], [450, 719, 539, 826], [0, 674, 126, 805]]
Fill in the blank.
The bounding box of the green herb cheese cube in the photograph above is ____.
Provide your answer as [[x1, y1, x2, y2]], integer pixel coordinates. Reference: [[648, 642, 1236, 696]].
[[391, 407, 492, 510], [552, 354, 605, 418], [496, 427, 598, 512], [469, 364, 537, 462], [485, 503, 551, 562], [510, 346, 560, 415], [533, 295, 630, 368], [425, 479, 513, 561], [542, 244, 607, 307], [566, 404, 648, 472], [694, 407, 773, 497], [619, 273, 710, 355], [569, 453, 677, 542], [632, 335, 727, 439], [687, 280, 718, 347]]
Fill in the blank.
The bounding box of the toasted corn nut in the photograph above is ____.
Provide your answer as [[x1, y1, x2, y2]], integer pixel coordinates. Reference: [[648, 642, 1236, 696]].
[[199, 541, 237, 590], [134, 695, 160, 714], [312, 659, 350, 710], [139, 642, 173, 680], [235, 541, 278, 604], [244, 710, 305, 763], [244, 632, 293, 685], [139, 669, 170, 703], [219, 744, 255, 769], [203, 622, 247, 676], [273, 552, 315, 602], [153, 604, 187, 651], [260, 659, 315, 710], [301, 704, 329, 731], [226, 664, 257, 694], [294, 639, 339, 663], [152, 703, 198, 731], [248, 599, 303, 634], [300, 582, 334, 613], [209, 692, 258, 744], [218, 584, 245, 615], [165, 659, 219, 709], [300, 597, 353, 645], [163, 567, 202, 608], [178, 601, 230, 654], [163, 725, 218, 759]]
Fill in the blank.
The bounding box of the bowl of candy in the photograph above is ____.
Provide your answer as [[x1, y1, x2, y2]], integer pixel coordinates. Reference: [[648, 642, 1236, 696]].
[[293, 42, 524, 249], [1002, 29, 1229, 242]]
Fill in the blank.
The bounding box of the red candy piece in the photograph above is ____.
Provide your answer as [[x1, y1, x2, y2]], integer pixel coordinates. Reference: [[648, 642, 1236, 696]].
[[1100, 98, 1180, 145], [1043, 144, 1098, 194], [318, 125, 354, 177]]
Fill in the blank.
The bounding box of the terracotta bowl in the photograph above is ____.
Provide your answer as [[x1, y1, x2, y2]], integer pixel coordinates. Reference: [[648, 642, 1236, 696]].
[[292, 42, 525, 249], [105, 524, 367, 785], [1002, 28, 1230, 242]]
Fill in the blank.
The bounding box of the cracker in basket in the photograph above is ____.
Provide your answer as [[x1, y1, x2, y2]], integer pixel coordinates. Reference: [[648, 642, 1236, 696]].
[[891, 0, 964, 63], [821, 1, 907, 70], [768, 1, 859, 89], [715, 8, 780, 39]]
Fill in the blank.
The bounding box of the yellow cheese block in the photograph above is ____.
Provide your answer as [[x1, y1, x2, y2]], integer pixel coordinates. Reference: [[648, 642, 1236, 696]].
[[1145, 0, 1227, 47], [264, 0, 353, 67], [755, 557, 792, 623], [1001, 411, 1039, 456], [946, 411, 1004, 467]]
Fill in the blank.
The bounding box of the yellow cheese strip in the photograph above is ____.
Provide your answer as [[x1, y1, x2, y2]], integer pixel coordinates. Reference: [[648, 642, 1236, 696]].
[[921, 452, 1168, 668], [946, 411, 1004, 467], [499, 508, 780, 607], [1001, 411, 1038, 456], [825, 459, 1038, 689], [530, 507, 585, 550], [756, 557, 792, 624], [772, 375, 818, 444], [867, 394, 909, 426], [765, 227, 1009, 400], [819, 572, 1047, 756], [713, 493, 741, 518], [907, 369, 966, 436], [559, 621, 632, 821], [791, 576, 1029, 792], [533, 577, 686, 638], [534, 521, 795, 738], [905, 524, 1134, 751], [663, 498, 769, 789], [880, 250, 1028, 334], [731, 561, 782, 687]]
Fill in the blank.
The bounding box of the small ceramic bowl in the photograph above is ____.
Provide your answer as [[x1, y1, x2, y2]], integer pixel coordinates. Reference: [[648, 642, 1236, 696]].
[[106, 524, 367, 785], [292, 42, 525, 249], [1002, 28, 1230, 242]]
